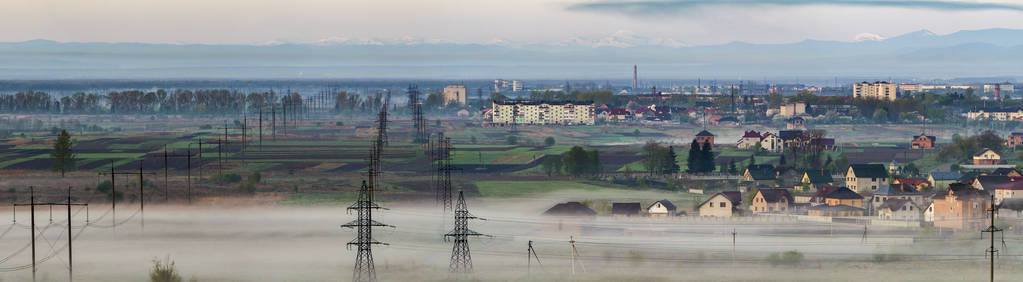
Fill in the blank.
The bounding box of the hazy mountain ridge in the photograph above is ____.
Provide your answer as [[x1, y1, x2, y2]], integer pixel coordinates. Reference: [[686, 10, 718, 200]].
[[2, 28, 1023, 79]]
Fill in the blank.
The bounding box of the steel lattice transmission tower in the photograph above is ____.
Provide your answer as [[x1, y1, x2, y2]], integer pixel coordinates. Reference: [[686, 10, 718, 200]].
[[433, 132, 459, 212], [341, 97, 392, 282], [408, 84, 428, 144], [445, 190, 489, 273]]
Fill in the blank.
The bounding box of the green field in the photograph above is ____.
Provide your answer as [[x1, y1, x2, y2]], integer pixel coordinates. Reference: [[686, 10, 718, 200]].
[[475, 180, 610, 197]]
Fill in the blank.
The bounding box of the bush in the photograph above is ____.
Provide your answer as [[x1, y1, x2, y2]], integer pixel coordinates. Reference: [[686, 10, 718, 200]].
[[150, 256, 182, 282], [95, 180, 112, 194], [335, 121, 344, 126], [240, 181, 256, 194], [247, 172, 261, 183], [506, 135, 518, 145], [212, 173, 242, 183], [765, 250, 804, 266], [198, 124, 212, 130], [544, 137, 556, 147]]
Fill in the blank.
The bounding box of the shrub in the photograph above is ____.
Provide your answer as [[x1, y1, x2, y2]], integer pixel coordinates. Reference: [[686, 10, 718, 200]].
[[150, 256, 182, 282], [766, 250, 804, 266], [198, 124, 213, 130], [247, 172, 261, 183], [544, 137, 556, 147], [240, 181, 256, 194], [335, 121, 344, 126], [506, 135, 518, 145], [212, 173, 242, 183]]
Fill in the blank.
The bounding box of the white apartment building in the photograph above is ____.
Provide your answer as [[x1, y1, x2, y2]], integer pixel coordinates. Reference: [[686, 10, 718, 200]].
[[491, 100, 595, 125], [853, 81, 897, 101]]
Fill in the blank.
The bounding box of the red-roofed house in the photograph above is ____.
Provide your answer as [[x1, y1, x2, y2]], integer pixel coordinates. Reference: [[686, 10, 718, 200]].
[[737, 130, 762, 150], [694, 130, 715, 147], [912, 133, 936, 149], [1008, 132, 1023, 148], [893, 178, 931, 191]]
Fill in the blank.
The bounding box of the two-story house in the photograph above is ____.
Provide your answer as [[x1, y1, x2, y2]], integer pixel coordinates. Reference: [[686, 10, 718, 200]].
[[742, 164, 777, 187], [972, 149, 1001, 165], [694, 130, 715, 148], [737, 130, 762, 150], [846, 164, 890, 194], [799, 169, 834, 191], [928, 171, 963, 191], [877, 198, 920, 221], [871, 183, 923, 211], [932, 183, 991, 230], [751, 188, 792, 214], [760, 132, 783, 152], [911, 133, 936, 149]]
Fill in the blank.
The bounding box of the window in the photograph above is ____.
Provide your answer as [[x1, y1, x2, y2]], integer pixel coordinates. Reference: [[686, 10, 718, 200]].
[[720, 202, 726, 208]]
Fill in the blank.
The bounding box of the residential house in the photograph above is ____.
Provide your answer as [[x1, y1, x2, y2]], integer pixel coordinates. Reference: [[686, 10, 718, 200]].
[[751, 188, 792, 214], [973, 175, 1012, 194], [809, 137, 837, 152], [877, 199, 920, 221], [808, 204, 865, 217], [991, 168, 1022, 177], [743, 164, 777, 187], [972, 149, 1001, 165], [994, 181, 1023, 204], [611, 203, 642, 217], [871, 183, 923, 211], [778, 130, 803, 143], [697, 192, 743, 217], [542, 202, 597, 234], [928, 171, 963, 191], [808, 186, 841, 206], [716, 116, 740, 126], [799, 169, 833, 191], [647, 200, 677, 217], [775, 166, 803, 188], [911, 133, 936, 149], [846, 164, 890, 193], [1007, 132, 1023, 148], [823, 187, 864, 208], [932, 183, 992, 230], [737, 131, 762, 150], [694, 130, 715, 147], [888, 160, 901, 176], [760, 132, 784, 152]]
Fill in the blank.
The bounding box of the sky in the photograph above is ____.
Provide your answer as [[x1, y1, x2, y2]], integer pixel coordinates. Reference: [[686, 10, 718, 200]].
[[3, 0, 1023, 46]]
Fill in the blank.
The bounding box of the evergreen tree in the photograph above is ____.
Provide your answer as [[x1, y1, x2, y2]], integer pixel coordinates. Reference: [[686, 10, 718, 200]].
[[728, 160, 737, 174], [665, 146, 680, 174], [749, 154, 756, 167], [780, 154, 787, 165], [51, 129, 76, 177], [700, 140, 714, 173], [687, 140, 700, 172]]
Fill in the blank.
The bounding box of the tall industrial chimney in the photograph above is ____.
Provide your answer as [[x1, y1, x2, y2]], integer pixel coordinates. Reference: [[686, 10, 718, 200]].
[[995, 84, 1001, 101]]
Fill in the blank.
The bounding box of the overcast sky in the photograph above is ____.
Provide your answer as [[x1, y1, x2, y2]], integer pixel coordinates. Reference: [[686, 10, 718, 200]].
[[3, 0, 1023, 46]]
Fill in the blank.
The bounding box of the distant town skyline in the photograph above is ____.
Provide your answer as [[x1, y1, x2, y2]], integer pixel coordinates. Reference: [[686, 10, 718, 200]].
[[4, 0, 1023, 46]]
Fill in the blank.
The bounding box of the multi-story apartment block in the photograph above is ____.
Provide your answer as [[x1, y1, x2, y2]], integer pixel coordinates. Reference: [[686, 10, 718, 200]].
[[491, 100, 595, 125], [853, 81, 897, 101], [443, 85, 467, 106]]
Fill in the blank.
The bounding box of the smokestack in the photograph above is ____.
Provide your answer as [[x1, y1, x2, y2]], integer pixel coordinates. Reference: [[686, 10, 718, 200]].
[[633, 65, 638, 90], [995, 84, 1001, 101]]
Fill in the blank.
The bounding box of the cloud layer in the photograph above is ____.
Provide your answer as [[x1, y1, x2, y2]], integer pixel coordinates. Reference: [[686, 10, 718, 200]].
[[568, 0, 1023, 15]]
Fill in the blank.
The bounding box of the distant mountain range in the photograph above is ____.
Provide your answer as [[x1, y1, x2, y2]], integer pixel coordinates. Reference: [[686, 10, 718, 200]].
[[2, 28, 1023, 81]]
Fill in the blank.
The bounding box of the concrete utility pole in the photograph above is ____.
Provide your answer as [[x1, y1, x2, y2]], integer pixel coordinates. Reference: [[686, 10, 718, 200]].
[[982, 195, 1003, 282], [569, 236, 585, 275]]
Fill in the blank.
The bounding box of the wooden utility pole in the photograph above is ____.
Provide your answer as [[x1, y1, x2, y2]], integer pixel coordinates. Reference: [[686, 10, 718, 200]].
[[13, 186, 87, 282], [527, 240, 541, 275]]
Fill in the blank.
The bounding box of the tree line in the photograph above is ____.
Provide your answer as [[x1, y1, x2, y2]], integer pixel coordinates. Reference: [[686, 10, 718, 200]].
[[541, 146, 602, 177]]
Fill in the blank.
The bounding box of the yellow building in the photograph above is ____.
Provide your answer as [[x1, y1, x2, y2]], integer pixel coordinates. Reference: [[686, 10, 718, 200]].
[[491, 100, 595, 125], [853, 81, 897, 101]]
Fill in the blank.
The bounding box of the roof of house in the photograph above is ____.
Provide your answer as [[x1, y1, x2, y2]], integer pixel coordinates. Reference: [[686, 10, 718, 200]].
[[810, 186, 841, 202], [824, 187, 864, 200], [757, 188, 792, 203], [810, 138, 835, 146], [878, 198, 915, 211], [975, 175, 1012, 192], [876, 183, 921, 196], [803, 170, 833, 184], [849, 164, 889, 178], [778, 130, 803, 140], [611, 202, 642, 215], [992, 168, 1021, 176], [995, 181, 1023, 191], [648, 199, 677, 211], [742, 130, 762, 138], [698, 191, 743, 209], [947, 183, 990, 200], [718, 116, 740, 123], [896, 178, 931, 187], [543, 202, 598, 216], [974, 148, 999, 157], [696, 130, 715, 137], [746, 164, 777, 180], [808, 204, 865, 212], [930, 171, 963, 181]]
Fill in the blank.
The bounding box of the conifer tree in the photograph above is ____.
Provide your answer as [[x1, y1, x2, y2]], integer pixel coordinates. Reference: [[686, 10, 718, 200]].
[[51, 129, 76, 177]]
